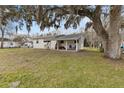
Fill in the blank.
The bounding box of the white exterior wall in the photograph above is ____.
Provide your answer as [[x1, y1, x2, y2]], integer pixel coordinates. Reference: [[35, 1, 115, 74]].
[[0, 41, 10, 48], [10, 42, 20, 48], [33, 39, 57, 49], [33, 39, 47, 49], [0, 41, 20, 48], [79, 36, 84, 49], [76, 40, 79, 51], [50, 41, 56, 50], [23, 42, 32, 48]]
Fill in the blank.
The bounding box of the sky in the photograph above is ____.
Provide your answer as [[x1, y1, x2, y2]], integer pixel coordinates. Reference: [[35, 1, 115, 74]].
[[2, 17, 91, 37], [18, 16, 90, 35], [15, 6, 124, 37]]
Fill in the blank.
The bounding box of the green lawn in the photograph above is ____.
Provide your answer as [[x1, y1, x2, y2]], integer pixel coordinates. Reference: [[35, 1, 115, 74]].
[[0, 48, 124, 88]]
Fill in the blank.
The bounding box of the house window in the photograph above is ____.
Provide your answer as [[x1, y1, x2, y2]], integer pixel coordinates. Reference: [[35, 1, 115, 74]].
[[10, 42, 13, 45], [60, 40, 64, 43], [74, 40, 76, 43], [74, 40, 79, 43], [36, 40, 39, 44], [77, 40, 79, 43]]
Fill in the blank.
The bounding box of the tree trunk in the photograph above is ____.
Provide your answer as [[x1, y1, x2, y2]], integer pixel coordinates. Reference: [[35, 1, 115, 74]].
[[106, 6, 122, 59], [102, 34, 121, 59], [1, 29, 4, 48], [92, 5, 122, 59]]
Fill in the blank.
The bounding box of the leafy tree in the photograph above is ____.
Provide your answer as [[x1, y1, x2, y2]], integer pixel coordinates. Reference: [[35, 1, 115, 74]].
[[84, 26, 101, 48], [0, 5, 123, 59], [33, 5, 122, 59], [0, 6, 18, 48]]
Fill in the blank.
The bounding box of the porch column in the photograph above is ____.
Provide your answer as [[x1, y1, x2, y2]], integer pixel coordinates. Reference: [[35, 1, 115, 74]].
[[57, 41, 59, 50], [66, 40, 68, 51], [76, 40, 78, 52]]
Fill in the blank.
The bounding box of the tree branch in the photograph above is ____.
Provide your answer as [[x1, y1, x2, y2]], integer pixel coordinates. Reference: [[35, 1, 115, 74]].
[[92, 5, 108, 40]]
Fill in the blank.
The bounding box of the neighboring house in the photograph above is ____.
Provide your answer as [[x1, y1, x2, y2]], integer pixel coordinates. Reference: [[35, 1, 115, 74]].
[[32, 33, 85, 52], [0, 38, 20, 48], [0, 38, 11, 48]]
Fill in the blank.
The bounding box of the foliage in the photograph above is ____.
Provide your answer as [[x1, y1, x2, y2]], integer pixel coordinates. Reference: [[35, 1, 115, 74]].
[[0, 5, 123, 58]]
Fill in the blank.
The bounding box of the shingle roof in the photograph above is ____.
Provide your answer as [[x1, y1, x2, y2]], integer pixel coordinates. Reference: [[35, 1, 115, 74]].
[[43, 36, 56, 41], [43, 35, 65, 41], [55, 33, 83, 40], [32, 37, 44, 40], [44, 33, 83, 41], [32, 33, 84, 41]]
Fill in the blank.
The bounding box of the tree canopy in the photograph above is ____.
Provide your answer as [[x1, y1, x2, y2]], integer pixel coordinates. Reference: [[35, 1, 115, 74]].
[[0, 5, 123, 59]]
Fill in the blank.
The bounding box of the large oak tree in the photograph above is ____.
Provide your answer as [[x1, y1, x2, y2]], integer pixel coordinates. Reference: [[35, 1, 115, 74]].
[[0, 5, 123, 59], [33, 5, 122, 59]]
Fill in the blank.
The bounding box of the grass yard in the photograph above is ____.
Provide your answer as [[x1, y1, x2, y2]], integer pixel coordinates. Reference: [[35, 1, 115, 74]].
[[0, 48, 124, 88]]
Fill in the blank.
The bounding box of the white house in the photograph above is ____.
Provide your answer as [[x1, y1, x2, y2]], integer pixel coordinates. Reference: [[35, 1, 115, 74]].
[[0, 38, 20, 48], [45, 33, 84, 51], [0, 41, 11, 48], [32, 33, 85, 51], [32, 37, 47, 49], [22, 41, 33, 48], [9, 42, 20, 48], [18, 37, 33, 48]]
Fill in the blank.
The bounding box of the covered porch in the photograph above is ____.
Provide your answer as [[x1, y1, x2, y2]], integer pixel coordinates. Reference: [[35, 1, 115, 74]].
[[56, 39, 80, 52]]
